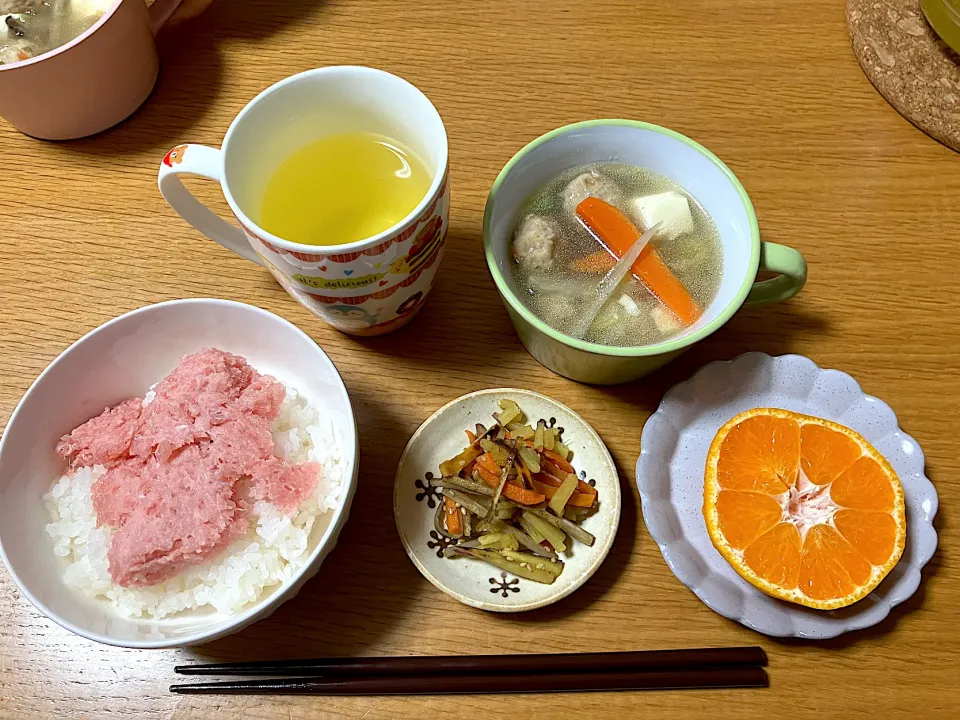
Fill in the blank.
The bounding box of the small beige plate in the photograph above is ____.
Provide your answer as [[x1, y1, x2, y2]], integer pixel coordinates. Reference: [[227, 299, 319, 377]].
[[394, 388, 621, 612]]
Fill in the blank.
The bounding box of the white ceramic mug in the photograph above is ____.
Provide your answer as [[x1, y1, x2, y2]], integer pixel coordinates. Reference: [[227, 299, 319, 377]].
[[158, 67, 449, 336]]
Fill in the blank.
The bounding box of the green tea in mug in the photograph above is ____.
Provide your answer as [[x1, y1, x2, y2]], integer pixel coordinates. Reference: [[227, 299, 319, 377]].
[[258, 131, 431, 247]]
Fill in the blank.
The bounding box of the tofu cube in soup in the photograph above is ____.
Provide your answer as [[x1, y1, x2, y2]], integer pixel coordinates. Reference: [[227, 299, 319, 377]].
[[562, 171, 622, 217], [513, 215, 557, 270], [630, 191, 694, 241]]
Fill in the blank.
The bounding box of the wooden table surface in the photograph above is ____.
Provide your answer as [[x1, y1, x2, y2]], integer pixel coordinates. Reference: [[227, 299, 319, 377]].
[[1, 0, 957, 717]]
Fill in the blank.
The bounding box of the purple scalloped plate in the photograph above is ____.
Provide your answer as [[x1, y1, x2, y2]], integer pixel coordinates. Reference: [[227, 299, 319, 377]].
[[637, 352, 938, 639]]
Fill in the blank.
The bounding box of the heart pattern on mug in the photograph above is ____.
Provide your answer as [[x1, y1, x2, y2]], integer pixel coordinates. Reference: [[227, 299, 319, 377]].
[[380, 280, 389, 286], [320, 265, 327, 271], [344, 270, 354, 276]]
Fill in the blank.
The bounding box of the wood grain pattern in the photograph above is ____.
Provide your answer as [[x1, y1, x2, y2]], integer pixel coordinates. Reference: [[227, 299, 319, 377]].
[[0, 1, 957, 718]]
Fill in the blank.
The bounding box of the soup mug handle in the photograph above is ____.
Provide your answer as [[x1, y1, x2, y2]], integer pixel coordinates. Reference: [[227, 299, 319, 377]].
[[158, 144, 264, 266], [744, 241, 807, 307]]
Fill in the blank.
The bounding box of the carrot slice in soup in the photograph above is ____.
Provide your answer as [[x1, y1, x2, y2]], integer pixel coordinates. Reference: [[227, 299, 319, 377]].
[[570, 250, 616, 273], [575, 197, 702, 325]]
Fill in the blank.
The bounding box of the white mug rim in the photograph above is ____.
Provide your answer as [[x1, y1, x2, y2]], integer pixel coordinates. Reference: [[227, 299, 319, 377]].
[[217, 66, 448, 255]]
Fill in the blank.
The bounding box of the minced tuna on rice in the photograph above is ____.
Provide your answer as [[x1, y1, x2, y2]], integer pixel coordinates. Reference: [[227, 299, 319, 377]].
[[44, 359, 344, 620]]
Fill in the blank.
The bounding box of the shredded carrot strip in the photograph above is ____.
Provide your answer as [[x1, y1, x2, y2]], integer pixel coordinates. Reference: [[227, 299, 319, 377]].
[[539, 463, 596, 496], [531, 481, 596, 508], [533, 472, 562, 488], [475, 466, 497, 486], [541, 449, 574, 473], [476, 453, 501, 475], [476, 466, 545, 505], [444, 497, 463, 535]]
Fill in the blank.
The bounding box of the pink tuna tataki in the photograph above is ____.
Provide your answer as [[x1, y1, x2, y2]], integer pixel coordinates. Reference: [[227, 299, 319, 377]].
[[56, 348, 319, 588]]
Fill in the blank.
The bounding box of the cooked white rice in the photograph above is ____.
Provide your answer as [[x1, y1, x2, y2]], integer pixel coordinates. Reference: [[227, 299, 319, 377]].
[[43, 383, 344, 620]]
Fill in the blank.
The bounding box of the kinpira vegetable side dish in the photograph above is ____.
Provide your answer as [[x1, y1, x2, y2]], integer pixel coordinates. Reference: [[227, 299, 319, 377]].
[[427, 400, 598, 584]]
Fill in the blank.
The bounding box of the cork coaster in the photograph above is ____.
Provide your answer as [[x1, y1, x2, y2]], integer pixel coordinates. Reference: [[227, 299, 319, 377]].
[[847, 0, 960, 152]]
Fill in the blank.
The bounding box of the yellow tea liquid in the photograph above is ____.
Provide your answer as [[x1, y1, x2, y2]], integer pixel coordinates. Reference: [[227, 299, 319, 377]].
[[259, 131, 431, 246]]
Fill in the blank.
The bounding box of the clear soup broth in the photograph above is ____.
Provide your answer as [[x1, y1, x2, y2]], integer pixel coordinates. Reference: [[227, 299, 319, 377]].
[[509, 162, 724, 348], [1, 0, 109, 65]]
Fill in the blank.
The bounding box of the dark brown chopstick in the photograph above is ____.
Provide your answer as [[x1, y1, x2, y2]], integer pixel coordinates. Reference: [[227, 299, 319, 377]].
[[170, 666, 768, 695], [174, 646, 767, 678]]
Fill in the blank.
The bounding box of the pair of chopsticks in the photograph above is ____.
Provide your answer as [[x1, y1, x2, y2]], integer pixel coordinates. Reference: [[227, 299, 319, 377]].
[[170, 646, 768, 695]]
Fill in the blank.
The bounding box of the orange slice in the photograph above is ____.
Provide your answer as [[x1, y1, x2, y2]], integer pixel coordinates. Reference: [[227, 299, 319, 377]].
[[703, 408, 906, 610]]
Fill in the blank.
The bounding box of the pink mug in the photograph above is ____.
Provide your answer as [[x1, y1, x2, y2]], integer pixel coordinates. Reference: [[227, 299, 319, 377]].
[[0, 0, 183, 140]]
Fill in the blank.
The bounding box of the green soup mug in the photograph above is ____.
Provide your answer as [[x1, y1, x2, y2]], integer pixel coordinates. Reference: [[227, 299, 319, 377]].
[[483, 120, 807, 385]]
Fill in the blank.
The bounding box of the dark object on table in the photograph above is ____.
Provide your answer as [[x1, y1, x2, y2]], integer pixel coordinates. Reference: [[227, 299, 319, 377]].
[[171, 646, 769, 696]]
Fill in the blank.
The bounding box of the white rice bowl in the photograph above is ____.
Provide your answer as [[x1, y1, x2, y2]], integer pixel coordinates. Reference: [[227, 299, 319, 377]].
[[43, 383, 344, 620]]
